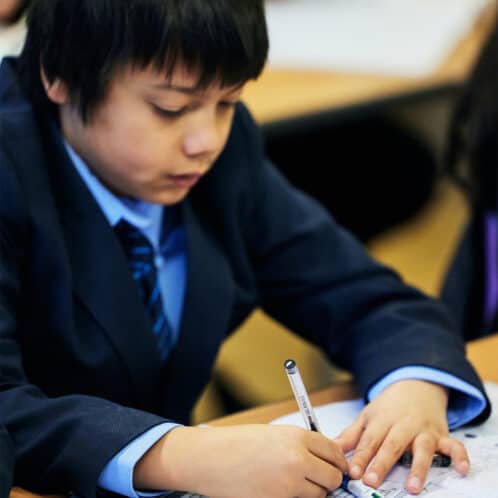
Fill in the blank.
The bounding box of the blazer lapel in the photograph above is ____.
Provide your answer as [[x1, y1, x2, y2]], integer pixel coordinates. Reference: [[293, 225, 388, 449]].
[[45, 129, 162, 411]]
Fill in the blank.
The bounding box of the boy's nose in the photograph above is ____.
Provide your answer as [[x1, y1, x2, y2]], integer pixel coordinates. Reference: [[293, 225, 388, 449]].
[[183, 123, 221, 158]]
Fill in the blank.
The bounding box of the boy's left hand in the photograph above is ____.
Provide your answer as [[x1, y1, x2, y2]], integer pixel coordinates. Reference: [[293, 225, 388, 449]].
[[333, 380, 470, 495]]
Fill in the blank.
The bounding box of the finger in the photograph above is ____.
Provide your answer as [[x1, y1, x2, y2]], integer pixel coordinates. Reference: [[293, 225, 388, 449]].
[[404, 433, 438, 494], [362, 423, 414, 488], [438, 436, 470, 475], [307, 432, 348, 473], [348, 422, 388, 480], [333, 416, 365, 453], [296, 478, 328, 498], [304, 452, 345, 492]]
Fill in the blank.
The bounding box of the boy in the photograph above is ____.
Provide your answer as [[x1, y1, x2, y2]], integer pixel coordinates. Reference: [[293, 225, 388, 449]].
[[0, 1, 490, 497]]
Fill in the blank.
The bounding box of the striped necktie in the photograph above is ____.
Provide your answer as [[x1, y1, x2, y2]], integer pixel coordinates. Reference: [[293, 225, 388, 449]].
[[114, 219, 173, 362]]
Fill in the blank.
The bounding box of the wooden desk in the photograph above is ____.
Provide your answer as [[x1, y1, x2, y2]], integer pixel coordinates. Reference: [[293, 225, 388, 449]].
[[9, 334, 498, 498], [242, 4, 496, 124]]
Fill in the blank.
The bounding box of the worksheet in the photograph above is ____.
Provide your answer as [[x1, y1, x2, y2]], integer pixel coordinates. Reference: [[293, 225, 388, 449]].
[[273, 382, 498, 498]]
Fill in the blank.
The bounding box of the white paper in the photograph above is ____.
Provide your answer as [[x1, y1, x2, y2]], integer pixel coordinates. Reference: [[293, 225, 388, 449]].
[[265, 0, 491, 76], [272, 382, 498, 497]]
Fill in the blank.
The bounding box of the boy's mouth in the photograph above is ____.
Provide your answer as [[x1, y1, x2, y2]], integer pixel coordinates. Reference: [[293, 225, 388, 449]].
[[167, 173, 202, 188]]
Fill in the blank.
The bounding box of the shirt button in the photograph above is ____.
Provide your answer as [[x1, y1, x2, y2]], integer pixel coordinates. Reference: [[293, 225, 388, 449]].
[[154, 256, 164, 268]]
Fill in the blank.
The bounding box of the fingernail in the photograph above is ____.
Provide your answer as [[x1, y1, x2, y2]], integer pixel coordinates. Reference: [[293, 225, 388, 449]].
[[459, 460, 470, 473], [350, 465, 362, 478], [365, 472, 378, 485], [407, 476, 421, 491]]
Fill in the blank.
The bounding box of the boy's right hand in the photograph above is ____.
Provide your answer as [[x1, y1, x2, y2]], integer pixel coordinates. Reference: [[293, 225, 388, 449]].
[[134, 424, 348, 498]]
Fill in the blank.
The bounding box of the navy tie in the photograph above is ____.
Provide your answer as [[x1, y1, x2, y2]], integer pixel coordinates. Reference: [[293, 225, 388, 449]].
[[114, 219, 173, 362]]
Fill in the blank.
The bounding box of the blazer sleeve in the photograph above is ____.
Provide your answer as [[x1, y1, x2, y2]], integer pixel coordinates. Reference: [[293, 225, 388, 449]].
[[0, 148, 166, 498], [235, 107, 489, 417]]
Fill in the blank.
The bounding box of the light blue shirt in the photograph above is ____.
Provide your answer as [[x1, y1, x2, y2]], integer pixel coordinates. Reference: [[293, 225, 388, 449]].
[[65, 142, 486, 498]]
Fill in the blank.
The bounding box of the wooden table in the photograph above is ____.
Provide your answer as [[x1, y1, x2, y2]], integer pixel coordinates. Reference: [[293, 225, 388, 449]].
[[242, 4, 496, 125], [10, 333, 498, 498]]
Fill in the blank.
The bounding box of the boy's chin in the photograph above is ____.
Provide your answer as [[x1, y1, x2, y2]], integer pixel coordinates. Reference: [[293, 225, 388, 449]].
[[141, 187, 192, 206]]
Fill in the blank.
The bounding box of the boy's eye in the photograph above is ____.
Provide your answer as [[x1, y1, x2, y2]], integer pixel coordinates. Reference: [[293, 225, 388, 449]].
[[150, 101, 238, 119], [151, 104, 186, 119]]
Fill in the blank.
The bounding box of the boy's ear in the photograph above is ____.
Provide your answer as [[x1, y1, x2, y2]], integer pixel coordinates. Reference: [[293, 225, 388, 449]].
[[40, 67, 70, 105]]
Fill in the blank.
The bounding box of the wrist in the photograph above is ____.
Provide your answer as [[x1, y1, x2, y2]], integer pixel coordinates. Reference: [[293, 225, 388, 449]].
[[386, 379, 449, 407], [134, 426, 198, 492]]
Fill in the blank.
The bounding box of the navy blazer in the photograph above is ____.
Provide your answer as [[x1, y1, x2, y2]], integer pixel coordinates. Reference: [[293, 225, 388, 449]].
[[0, 58, 490, 497], [0, 425, 13, 498]]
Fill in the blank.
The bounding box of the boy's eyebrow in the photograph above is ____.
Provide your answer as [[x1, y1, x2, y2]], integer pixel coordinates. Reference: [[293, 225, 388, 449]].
[[152, 82, 200, 94], [151, 81, 245, 95]]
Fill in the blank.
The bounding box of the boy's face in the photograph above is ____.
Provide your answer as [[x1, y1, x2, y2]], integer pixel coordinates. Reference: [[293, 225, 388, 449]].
[[49, 65, 245, 205]]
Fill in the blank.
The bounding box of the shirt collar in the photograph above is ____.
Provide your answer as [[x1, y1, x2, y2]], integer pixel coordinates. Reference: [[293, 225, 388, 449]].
[[64, 140, 163, 248]]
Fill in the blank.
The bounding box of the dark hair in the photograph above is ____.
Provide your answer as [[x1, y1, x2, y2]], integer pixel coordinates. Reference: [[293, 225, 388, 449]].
[[19, 0, 268, 121], [446, 21, 498, 211]]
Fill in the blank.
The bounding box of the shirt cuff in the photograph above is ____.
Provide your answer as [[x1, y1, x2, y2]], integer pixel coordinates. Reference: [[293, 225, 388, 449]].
[[367, 366, 487, 430], [98, 422, 180, 498]]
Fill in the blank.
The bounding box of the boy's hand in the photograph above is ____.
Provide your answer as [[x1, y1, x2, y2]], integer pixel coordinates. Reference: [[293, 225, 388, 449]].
[[334, 380, 470, 495], [135, 424, 348, 498]]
